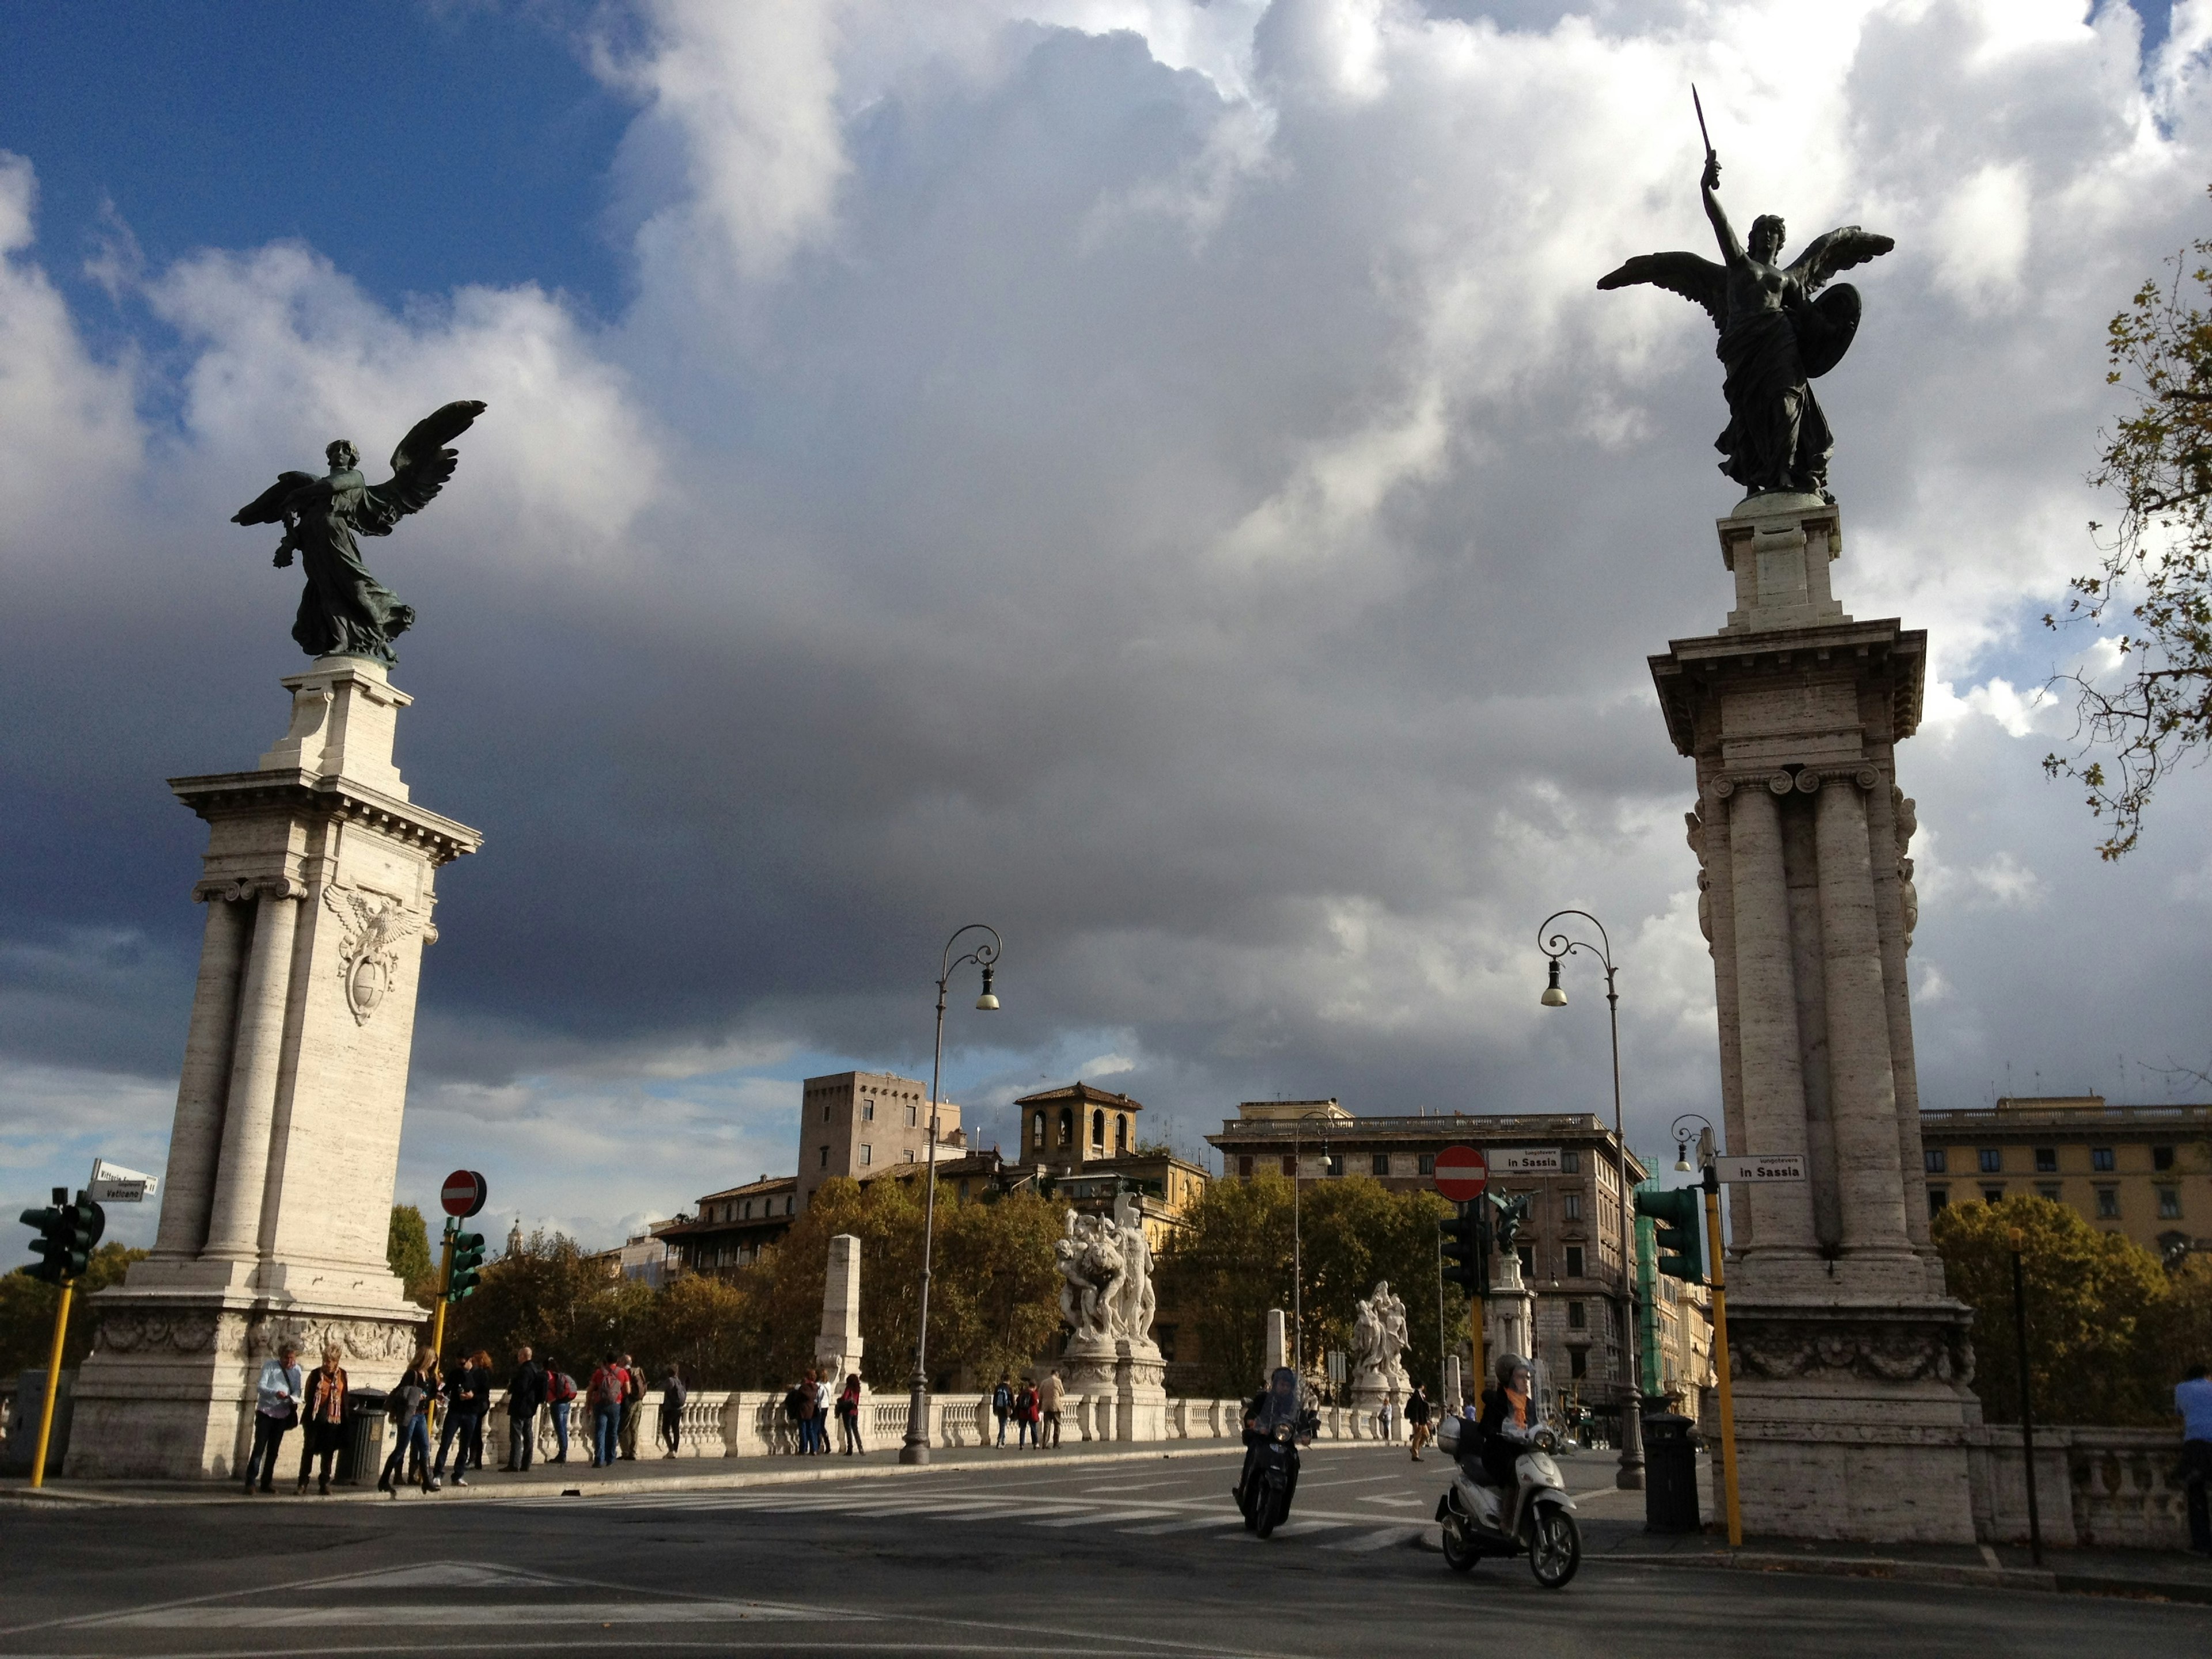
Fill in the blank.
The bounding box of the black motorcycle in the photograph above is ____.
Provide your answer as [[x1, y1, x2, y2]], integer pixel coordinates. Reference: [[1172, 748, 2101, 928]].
[[1236, 1407, 1318, 1538]]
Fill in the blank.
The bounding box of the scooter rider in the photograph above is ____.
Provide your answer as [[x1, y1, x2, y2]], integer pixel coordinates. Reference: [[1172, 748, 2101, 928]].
[[1475, 1353, 1537, 1490], [1237, 1367, 1302, 1508]]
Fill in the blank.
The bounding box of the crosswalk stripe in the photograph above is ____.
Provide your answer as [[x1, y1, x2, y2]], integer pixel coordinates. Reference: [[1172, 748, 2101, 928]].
[[1326, 1526, 1426, 1552], [1118, 1513, 1244, 1535], [1029, 1508, 1181, 1528], [1257, 1518, 1349, 1537]]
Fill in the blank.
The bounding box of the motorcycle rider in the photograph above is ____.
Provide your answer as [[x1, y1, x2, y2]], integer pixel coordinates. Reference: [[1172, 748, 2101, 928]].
[[1236, 1366, 1303, 1512], [1475, 1353, 1537, 1493]]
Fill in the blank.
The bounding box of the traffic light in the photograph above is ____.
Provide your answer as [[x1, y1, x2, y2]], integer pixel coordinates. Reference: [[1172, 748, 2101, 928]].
[[19, 1187, 104, 1283], [1440, 1205, 1490, 1296], [1634, 1185, 1705, 1285], [446, 1231, 486, 1302]]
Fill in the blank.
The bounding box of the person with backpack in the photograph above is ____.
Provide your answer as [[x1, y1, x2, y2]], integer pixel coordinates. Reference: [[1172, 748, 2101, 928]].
[[378, 1346, 440, 1495], [658, 1363, 687, 1457], [617, 1352, 646, 1461], [1015, 1378, 1040, 1448], [800, 1368, 824, 1454], [543, 1353, 577, 1464], [991, 1374, 1013, 1447], [1038, 1370, 1063, 1448], [586, 1354, 624, 1468], [836, 1373, 863, 1455], [782, 1377, 806, 1452]]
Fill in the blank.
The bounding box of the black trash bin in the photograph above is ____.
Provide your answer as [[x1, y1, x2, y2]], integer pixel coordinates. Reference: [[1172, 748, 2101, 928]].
[[1643, 1411, 1701, 1533], [340, 1388, 389, 1486]]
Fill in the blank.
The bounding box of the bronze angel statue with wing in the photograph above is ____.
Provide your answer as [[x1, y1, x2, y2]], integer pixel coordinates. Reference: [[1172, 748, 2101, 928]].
[[1599, 147, 1892, 499], [233, 399, 486, 665]]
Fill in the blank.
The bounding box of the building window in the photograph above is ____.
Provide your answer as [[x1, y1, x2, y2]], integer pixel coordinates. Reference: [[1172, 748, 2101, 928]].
[[2154, 1146, 2176, 1172], [2158, 1186, 2183, 1219], [1565, 1245, 1585, 1278], [1418, 1153, 1435, 1176], [2035, 1147, 2058, 1173], [1563, 1192, 1582, 1221], [1282, 1155, 1296, 1177], [1561, 1149, 1581, 1175], [2036, 1183, 2062, 1202], [1325, 1154, 1344, 1177], [1518, 1246, 1534, 1278], [1372, 1153, 1391, 1177], [1238, 1155, 1254, 1179], [1569, 1349, 1588, 1380], [1978, 1148, 2002, 1173], [741, 1200, 751, 1219], [1925, 1149, 1947, 1174], [2091, 1147, 2116, 1172], [859, 1144, 872, 1166], [958, 1180, 970, 1201], [823, 1102, 832, 1123], [1928, 1188, 1948, 1215], [1093, 1109, 1106, 1147], [785, 1195, 793, 1215], [1116, 1115, 1128, 1152], [861, 1100, 874, 1121], [819, 1146, 829, 1169], [1032, 1111, 1044, 1146], [1981, 1185, 2003, 1205], [2095, 1186, 2120, 1219], [1568, 1300, 1587, 1330]]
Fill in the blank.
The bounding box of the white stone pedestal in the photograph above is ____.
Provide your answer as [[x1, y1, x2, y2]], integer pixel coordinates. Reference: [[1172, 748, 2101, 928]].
[[815, 1233, 866, 1406], [1652, 495, 1979, 1543], [1115, 1338, 1168, 1442], [67, 656, 480, 1479]]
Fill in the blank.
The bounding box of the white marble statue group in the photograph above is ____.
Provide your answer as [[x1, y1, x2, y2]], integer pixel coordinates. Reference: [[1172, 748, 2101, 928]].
[[1351, 1279, 1411, 1394], [1055, 1193, 1157, 1350]]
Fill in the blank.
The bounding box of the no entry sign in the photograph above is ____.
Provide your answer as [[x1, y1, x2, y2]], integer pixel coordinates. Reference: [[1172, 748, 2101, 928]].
[[1433, 1145, 1488, 1203], [441, 1169, 488, 1218]]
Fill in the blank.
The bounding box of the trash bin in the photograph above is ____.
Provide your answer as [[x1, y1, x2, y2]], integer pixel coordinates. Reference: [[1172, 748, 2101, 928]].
[[340, 1389, 388, 1486], [1643, 1411, 1700, 1533], [2, 1370, 74, 1477]]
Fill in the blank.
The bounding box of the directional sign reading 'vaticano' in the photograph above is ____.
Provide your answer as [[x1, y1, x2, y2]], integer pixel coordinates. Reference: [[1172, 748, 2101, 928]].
[[1714, 1154, 1808, 1183]]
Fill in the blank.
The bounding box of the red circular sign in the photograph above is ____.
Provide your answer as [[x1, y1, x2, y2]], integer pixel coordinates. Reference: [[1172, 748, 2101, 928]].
[[1433, 1145, 1487, 1202], [440, 1169, 488, 1218]]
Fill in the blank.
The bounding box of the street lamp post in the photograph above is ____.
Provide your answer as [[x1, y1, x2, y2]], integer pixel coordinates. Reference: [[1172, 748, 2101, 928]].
[[900, 923, 1003, 1467], [1289, 1109, 1334, 1381], [1538, 909, 1645, 1491]]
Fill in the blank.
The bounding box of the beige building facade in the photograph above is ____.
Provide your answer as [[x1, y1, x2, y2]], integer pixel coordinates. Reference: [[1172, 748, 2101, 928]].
[[796, 1070, 964, 1213]]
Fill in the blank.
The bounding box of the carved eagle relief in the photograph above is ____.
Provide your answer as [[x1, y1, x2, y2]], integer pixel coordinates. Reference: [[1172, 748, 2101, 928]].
[[322, 881, 435, 1025]]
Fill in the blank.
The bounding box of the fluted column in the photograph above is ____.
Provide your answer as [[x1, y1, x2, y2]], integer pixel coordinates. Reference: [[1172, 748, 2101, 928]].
[[1726, 778, 1816, 1252], [200, 885, 301, 1262], [1813, 777, 1911, 1251], [150, 893, 252, 1259]]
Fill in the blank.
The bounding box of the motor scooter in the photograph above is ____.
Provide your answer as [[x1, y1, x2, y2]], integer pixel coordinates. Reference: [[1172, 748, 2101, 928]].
[[1434, 1412, 1582, 1588], [1234, 1407, 1319, 1539]]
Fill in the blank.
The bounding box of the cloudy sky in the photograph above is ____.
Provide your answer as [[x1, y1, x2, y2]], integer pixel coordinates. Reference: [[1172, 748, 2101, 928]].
[[6, 0, 2211, 1250]]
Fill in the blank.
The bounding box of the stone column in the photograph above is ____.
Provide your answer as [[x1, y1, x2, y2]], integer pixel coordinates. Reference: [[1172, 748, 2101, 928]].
[[1263, 1307, 1287, 1378], [1725, 780, 1816, 1254], [150, 893, 252, 1260], [1813, 777, 1910, 1255], [200, 884, 302, 1263], [813, 1232, 865, 1387]]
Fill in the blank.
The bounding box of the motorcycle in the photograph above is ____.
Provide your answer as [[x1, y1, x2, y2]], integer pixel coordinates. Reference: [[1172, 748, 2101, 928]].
[[1434, 1413, 1582, 1589], [1234, 1403, 1319, 1539]]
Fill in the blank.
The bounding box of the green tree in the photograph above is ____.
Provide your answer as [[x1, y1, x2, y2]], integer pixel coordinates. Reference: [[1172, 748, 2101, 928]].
[[1931, 1196, 2172, 1426], [927, 1190, 1066, 1385], [2047, 198, 2212, 857], [387, 1205, 437, 1306], [0, 1243, 148, 1379], [444, 1229, 652, 1375]]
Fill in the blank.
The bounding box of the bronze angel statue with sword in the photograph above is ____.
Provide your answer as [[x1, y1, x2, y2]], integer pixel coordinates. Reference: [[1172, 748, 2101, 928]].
[[232, 399, 486, 665], [1599, 99, 1892, 501]]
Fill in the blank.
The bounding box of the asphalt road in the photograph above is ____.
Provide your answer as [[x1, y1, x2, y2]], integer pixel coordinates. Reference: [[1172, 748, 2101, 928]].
[[3, 1444, 2206, 1658]]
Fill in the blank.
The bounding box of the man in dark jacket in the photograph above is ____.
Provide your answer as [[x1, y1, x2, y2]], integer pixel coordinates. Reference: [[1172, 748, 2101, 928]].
[[505, 1346, 546, 1472]]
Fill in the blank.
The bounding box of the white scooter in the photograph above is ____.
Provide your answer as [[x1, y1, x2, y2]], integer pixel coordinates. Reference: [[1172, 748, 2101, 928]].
[[1434, 1414, 1582, 1589]]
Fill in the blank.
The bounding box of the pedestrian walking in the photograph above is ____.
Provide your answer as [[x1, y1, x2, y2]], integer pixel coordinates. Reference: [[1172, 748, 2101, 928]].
[[2180, 1359, 2212, 1556], [1037, 1370, 1063, 1448], [505, 1345, 544, 1472], [433, 1349, 492, 1486], [543, 1354, 577, 1464], [802, 1369, 827, 1453], [241, 1340, 304, 1494], [837, 1373, 864, 1454], [992, 1373, 1013, 1446], [294, 1343, 348, 1494], [617, 1352, 645, 1460], [1014, 1378, 1038, 1448], [587, 1354, 624, 1467], [378, 1346, 440, 1495], [659, 1363, 687, 1457], [1406, 1384, 1431, 1461]]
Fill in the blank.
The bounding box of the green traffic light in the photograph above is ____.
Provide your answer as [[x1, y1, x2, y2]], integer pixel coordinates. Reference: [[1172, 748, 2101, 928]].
[[1633, 1185, 1706, 1284], [446, 1230, 487, 1303]]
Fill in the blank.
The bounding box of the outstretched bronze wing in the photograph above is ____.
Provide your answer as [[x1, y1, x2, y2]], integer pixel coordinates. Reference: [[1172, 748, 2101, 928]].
[[232, 471, 319, 527], [1596, 251, 1728, 329], [1785, 227, 1895, 296], [365, 399, 487, 522]]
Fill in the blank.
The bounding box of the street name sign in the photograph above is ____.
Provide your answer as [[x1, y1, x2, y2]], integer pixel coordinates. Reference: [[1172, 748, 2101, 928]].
[[1715, 1154, 1806, 1183], [440, 1169, 489, 1218], [88, 1160, 157, 1203], [1433, 1145, 1488, 1202], [1490, 1147, 1560, 1175]]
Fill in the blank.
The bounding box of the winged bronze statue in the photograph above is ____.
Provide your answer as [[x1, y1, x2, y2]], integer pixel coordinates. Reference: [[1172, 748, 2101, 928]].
[[1599, 149, 1892, 500], [233, 400, 486, 665]]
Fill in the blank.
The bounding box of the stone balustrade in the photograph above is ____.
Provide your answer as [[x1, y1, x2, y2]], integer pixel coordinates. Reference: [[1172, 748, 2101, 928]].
[[1969, 1426, 2195, 1550]]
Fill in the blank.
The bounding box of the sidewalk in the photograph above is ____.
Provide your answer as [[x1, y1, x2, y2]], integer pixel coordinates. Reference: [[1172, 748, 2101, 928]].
[[0, 1435, 1247, 1508]]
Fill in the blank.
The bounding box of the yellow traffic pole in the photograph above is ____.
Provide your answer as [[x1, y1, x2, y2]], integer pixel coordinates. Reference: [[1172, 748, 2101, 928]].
[[28, 1279, 73, 1490], [1702, 1179, 1741, 1546], [427, 1225, 456, 1359]]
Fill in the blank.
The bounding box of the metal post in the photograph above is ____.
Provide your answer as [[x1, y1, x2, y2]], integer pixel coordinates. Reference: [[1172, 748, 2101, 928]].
[[428, 1219, 457, 1361], [27, 1279, 73, 1489], [2010, 1232, 2043, 1566], [1291, 1119, 1302, 1382], [1605, 966, 1644, 1488], [1436, 1226, 1448, 1413], [902, 979, 950, 1465], [1702, 1172, 1741, 1547]]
